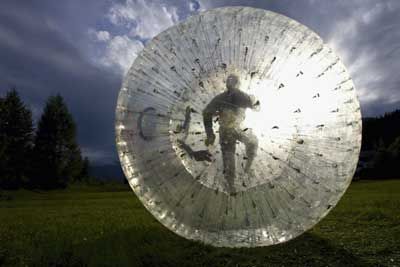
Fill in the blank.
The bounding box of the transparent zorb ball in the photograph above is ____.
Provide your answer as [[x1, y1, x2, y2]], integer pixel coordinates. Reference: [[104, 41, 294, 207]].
[[115, 7, 361, 247]]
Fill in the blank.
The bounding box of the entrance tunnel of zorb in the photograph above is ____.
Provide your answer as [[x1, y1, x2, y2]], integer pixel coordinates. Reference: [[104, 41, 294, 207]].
[[115, 7, 362, 247]]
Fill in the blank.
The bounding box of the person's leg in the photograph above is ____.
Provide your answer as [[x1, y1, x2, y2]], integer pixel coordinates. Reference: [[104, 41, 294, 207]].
[[220, 133, 236, 194], [238, 129, 258, 173]]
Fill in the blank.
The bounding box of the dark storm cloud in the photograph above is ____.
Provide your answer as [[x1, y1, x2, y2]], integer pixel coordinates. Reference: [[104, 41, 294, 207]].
[[330, 2, 400, 117], [0, 0, 122, 163], [1, 0, 399, 164]]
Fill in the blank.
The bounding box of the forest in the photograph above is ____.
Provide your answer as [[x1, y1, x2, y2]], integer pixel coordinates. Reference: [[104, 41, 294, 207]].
[[358, 110, 400, 179]]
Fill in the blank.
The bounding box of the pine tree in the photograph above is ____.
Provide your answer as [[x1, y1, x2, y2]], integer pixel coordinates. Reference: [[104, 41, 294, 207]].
[[0, 89, 34, 189], [32, 95, 83, 189], [388, 136, 400, 158]]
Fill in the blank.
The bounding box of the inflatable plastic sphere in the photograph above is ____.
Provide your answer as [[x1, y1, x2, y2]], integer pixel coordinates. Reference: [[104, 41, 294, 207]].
[[115, 6, 361, 247]]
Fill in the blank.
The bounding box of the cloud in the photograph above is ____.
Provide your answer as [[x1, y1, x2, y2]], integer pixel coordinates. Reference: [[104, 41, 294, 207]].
[[3, 0, 399, 164], [325, 1, 400, 115], [90, 0, 194, 74], [191, 0, 400, 116], [108, 0, 179, 39], [0, 1, 123, 165], [93, 34, 144, 74], [93, 30, 111, 42], [90, 0, 209, 75]]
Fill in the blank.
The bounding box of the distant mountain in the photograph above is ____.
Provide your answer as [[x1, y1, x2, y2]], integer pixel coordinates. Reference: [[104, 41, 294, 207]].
[[89, 163, 125, 182]]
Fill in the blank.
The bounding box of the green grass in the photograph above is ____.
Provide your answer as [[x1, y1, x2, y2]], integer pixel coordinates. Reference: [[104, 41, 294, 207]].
[[0, 180, 399, 267]]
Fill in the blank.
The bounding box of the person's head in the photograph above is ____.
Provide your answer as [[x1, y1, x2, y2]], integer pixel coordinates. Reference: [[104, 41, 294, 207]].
[[226, 74, 240, 91]]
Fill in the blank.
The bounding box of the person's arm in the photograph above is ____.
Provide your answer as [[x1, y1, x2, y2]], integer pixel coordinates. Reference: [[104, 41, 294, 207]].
[[239, 91, 260, 111]]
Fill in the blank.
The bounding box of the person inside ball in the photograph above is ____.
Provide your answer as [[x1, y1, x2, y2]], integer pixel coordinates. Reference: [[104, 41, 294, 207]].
[[203, 74, 260, 195]]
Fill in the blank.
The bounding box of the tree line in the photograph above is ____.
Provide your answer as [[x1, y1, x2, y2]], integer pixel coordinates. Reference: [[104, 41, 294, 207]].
[[0, 89, 89, 190], [362, 109, 400, 150], [358, 109, 400, 179], [2, 88, 398, 188]]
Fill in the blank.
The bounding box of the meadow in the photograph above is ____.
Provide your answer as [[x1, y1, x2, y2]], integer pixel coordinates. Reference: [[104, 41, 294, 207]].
[[0, 180, 399, 266]]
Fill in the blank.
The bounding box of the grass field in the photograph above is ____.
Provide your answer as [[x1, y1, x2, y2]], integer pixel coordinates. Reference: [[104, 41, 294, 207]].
[[0, 180, 399, 267]]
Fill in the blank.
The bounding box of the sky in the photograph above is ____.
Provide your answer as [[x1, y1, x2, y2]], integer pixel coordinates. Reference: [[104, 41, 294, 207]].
[[0, 0, 399, 164]]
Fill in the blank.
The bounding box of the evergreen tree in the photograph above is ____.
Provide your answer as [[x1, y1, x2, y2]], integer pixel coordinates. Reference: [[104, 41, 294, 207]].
[[362, 109, 400, 150], [0, 89, 34, 189], [32, 95, 83, 189], [386, 136, 400, 176], [362, 136, 400, 179], [388, 136, 400, 158]]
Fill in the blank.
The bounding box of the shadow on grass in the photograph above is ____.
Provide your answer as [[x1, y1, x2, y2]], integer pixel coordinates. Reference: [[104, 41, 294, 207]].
[[54, 226, 375, 267]]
